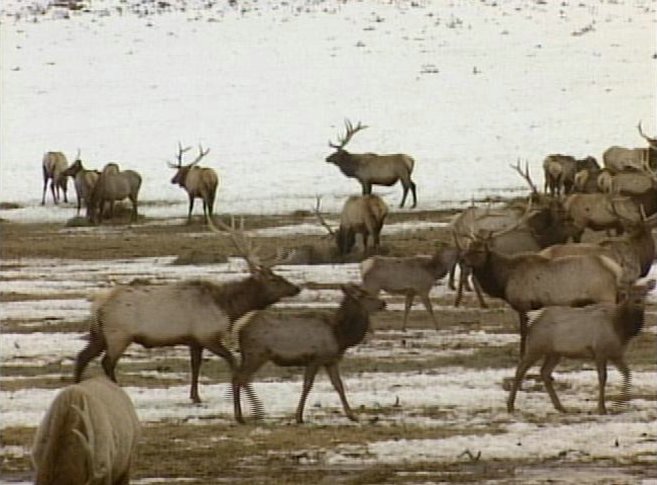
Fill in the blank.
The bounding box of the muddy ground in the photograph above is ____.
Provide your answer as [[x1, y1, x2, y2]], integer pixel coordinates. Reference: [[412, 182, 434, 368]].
[[1, 208, 656, 484]]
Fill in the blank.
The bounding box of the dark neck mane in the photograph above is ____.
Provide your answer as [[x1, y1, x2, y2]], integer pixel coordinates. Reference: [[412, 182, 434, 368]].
[[333, 297, 370, 350], [200, 278, 278, 322]]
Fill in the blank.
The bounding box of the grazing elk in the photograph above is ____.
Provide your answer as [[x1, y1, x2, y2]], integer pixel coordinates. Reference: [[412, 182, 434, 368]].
[[457, 215, 624, 356], [326, 120, 417, 208], [507, 279, 655, 414], [360, 245, 459, 331], [87, 163, 142, 224], [41, 151, 69, 205], [61, 157, 101, 215], [74, 219, 301, 404], [231, 284, 385, 424], [168, 143, 219, 224], [32, 375, 140, 485], [602, 122, 657, 174]]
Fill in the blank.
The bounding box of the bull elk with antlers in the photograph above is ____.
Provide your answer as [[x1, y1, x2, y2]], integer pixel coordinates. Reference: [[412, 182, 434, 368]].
[[74, 218, 300, 404], [169, 143, 219, 224], [326, 120, 417, 208], [602, 121, 657, 174], [41, 151, 69, 205]]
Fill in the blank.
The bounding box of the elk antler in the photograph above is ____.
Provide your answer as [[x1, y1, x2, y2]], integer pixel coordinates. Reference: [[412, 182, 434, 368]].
[[190, 144, 210, 167], [168, 142, 192, 169], [313, 196, 335, 236], [328, 119, 369, 149], [510, 160, 539, 196], [637, 121, 657, 143], [207, 216, 263, 272], [480, 197, 534, 241]]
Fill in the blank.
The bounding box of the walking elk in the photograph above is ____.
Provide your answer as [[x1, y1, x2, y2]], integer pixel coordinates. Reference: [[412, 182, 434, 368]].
[[326, 120, 417, 208]]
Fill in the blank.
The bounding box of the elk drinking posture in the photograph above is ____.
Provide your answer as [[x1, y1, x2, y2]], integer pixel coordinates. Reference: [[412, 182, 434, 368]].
[[87, 163, 142, 224], [32, 375, 140, 485], [74, 219, 300, 404], [360, 246, 458, 331], [231, 284, 385, 423], [507, 279, 655, 414], [61, 157, 100, 215], [326, 120, 417, 208], [41, 151, 69, 205], [457, 213, 623, 356], [169, 143, 219, 223]]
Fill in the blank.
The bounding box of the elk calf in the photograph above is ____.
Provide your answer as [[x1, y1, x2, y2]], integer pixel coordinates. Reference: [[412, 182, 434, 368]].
[[507, 279, 655, 414], [32, 375, 140, 485], [360, 246, 458, 330], [232, 284, 385, 423], [41, 151, 69, 205]]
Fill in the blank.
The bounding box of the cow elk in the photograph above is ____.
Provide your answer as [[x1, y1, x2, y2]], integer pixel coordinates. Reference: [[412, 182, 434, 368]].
[[457, 212, 623, 356], [507, 279, 655, 414], [602, 122, 657, 174], [542, 154, 598, 197], [41, 151, 69, 205], [169, 143, 219, 224], [231, 284, 385, 423], [74, 218, 301, 404], [326, 120, 417, 208], [32, 375, 140, 485], [87, 163, 142, 224], [563, 193, 642, 241], [360, 245, 458, 331], [61, 157, 101, 216]]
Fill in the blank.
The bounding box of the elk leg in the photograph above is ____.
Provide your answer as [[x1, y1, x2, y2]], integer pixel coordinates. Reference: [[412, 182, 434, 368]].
[[419, 294, 439, 329], [74, 336, 105, 383], [50, 180, 58, 204], [325, 363, 357, 422], [187, 196, 195, 224], [410, 181, 417, 208], [402, 293, 415, 331], [541, 354, 565, 412], [130, 196, 138, 222], [611, 357, 631, 409], [189, 345, 203, 404], [518, 312, 529, 357], [400, 185, 409, 208], [101, 338, 130, 382], [507, 352, 541, 413], [471, 275, 488, 309], [41, 170, 49, 205], [595, 358, 609, 414], [361, 182, 372, 195], [296, 364, 319, 424], [231, 350, 266, 424]]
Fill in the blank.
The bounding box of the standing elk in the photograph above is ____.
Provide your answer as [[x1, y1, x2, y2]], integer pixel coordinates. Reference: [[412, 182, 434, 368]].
[[602, 122, 657, 174], [32, 375, 140, 485], [601, 170, 657, 196], [87, 163, 142, 224], [41, 151, 69, 205], [360, 245, 459, 331], [231, 284, 385, 424], [74, 218, 300, 404], [457, 212, 623, 356], [507, 279, 655, 415], [326, 120, 417, 208], [543, 154, 598, 196], [61, 157, 101, 216], [563, 192, 642, 241], [168, 143, 219, 224]]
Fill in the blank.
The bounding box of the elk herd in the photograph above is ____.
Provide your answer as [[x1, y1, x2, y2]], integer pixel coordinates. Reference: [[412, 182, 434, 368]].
[[32, 121, 657, 483]]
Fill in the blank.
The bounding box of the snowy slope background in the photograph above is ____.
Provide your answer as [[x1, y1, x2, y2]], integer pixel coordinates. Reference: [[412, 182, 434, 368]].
[[1, 0, 655, 221]]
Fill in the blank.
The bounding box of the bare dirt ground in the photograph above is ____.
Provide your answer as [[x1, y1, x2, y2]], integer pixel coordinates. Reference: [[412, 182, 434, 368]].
[[1, 209, 656, 484]]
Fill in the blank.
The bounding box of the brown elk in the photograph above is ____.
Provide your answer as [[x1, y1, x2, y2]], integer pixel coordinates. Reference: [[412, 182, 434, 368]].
[[61, 157, 101, 216], [457, 212, 623, 356], [563, 193, 642, 241], [326, 120, 417, 208], [602, 122, 657, 173], [74, 218, 301, 404], [168, 143, 219, 224], [542, 154, 598, 197], [87, 163, 142, 224], [360, 245, 459, 331], [602, 170, 657, 196], [507, 279, 655, 415], [231, 284, 385, 423], [41, 151, 69, 205]]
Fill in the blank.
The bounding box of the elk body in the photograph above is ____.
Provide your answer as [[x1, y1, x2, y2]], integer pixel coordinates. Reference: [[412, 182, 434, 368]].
[[326, 120, 417, 208], [563, 193, 642, 241], [460, 231, 623, 356], [231, 284, 385, 423], [32, 375, 140, 485], [75, 222, 300, 403], [542, 154, 598, 197], [360, 246, 459, 331], [335, 194, 388, 255], [507, 279, 655, 414], [41, 151, 69, 205], [602, 122, 657, 173], [61, 158, 101, 215], [87, 163, 142, 224], [169, 144, 219, 223]]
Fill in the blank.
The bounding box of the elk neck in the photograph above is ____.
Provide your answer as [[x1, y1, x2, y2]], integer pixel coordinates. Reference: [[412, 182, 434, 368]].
[[204, 278, 282, 322], [470, 249, 512, 299], [333, 296, 371, 350], [612, 302, 646, 344], [334, 151, 359, 177]]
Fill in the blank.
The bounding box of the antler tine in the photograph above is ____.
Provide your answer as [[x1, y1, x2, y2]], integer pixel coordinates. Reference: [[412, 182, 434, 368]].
[[190, 144, 210, 167], [173, 142, 192, 168], [312, 196, 335, 236], [487, 197, 534, 240], [637, 120, 656, 143], [207, 216, 262, 272], [509, 160, 538, 195], [330, 119, 368, 149]]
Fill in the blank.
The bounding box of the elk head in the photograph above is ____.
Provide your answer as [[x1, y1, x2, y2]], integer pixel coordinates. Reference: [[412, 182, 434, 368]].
[[326, 119, 368, 165], [168, 143, 210, 186]]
